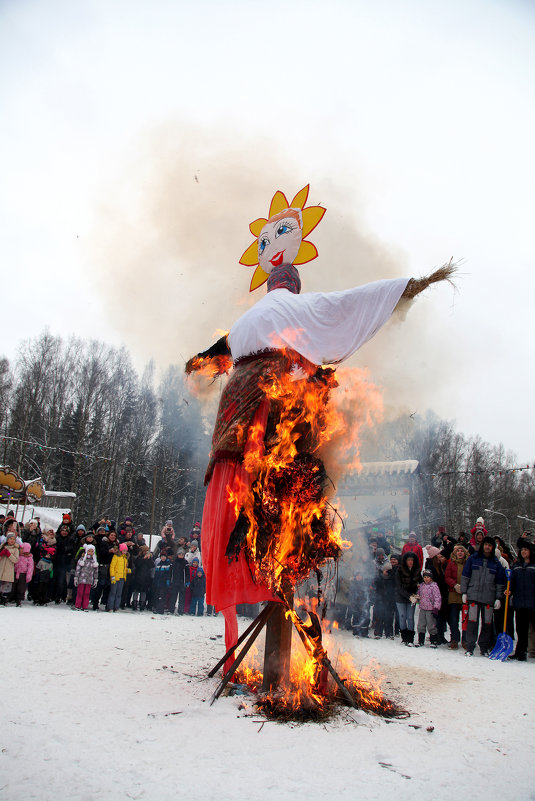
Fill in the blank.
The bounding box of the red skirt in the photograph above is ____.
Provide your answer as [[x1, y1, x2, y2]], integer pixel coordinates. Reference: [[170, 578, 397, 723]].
[[201, 400, 279, 670]]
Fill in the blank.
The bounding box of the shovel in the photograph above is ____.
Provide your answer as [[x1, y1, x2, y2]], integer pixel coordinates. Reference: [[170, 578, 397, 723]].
[[489, 569, 513, 661]]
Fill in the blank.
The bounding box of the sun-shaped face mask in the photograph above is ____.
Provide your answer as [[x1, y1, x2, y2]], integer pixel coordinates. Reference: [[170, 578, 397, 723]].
[[239, 184, 326, 292]]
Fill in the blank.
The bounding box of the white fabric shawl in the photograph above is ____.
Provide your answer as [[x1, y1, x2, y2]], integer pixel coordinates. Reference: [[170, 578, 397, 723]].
[[228, 277, 409, 366]]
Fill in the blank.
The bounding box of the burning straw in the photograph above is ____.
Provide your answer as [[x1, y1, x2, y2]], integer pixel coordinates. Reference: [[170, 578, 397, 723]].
[[233, 604, 410, 724]]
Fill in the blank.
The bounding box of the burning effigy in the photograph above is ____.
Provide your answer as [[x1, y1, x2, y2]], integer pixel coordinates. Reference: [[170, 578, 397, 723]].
[[186, 185, 453, 721]]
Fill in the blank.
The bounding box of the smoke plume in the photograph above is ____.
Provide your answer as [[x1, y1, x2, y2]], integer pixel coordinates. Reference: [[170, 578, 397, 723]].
[[92, 122, 457, 429]]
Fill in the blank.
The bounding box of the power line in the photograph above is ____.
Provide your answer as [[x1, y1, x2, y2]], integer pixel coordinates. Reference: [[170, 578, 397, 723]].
[[1, 435, 203, 473]]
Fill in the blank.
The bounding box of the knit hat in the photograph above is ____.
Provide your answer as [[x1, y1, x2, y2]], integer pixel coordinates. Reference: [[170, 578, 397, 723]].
[[191, 557, 199, 564], [96, 526, 106, 534], [375, 548, 385, 558], [22, 542, 32, 553], [165, 519, 173, 526], [476, 516, 485, 525], [422, 569, 433, 578], [119, 543, 128, 552], [177, 549, 185, 556], [83, 543, 96, 552], [76, 524, 86, 533], [426, 546, 441, 559], [62, 513, 72, 523], [124, 516, 133, 523]]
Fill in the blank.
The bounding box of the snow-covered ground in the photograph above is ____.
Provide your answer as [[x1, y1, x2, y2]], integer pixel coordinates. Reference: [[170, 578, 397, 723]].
[[1, 606, 534, 801]]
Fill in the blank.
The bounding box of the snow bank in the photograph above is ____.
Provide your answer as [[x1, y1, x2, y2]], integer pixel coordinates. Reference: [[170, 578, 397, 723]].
[[1, 607, 534, 801]]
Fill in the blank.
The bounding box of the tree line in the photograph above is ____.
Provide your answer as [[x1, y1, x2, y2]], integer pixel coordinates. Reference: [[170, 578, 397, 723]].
[[1, 331, 534, 547], [0, 332, 211, 537], [360, 411, 535, 548]]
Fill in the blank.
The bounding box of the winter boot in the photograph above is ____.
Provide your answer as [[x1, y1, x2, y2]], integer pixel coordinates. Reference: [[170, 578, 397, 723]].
[[429, 633, 439, 648], [405, 630, 415, 646], [448, 640, 459, 650], [415, 632, 425, 648], [132, 600, 138, 611], [400, 629, 411, 646]]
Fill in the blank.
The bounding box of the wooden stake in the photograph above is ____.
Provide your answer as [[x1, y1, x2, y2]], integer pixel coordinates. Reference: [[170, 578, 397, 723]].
[[262, 588, 293, 693]]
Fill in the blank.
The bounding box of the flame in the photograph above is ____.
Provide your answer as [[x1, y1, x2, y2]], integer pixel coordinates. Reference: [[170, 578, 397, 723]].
[[225, 351, 396, 720], [235, 613, 405, 721], [227, 358, 382, 597]]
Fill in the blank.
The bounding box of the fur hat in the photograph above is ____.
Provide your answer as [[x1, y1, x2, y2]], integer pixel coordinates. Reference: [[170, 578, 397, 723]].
[[119, 543, 128, 553], [83, 543, 96, 553], [426, 546, 441, 559]]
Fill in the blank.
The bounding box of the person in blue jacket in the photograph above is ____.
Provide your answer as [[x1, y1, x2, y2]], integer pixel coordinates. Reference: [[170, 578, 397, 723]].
[[510, 542, 535, 661], [461, 536, 505, 657]]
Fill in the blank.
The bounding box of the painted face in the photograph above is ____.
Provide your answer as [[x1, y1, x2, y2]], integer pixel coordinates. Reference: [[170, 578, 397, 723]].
[[258, 211, 302, 274]]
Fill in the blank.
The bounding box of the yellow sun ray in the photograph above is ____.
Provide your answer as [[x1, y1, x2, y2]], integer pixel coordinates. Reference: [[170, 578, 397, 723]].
[[290, 184, 309, 209], [269, 191, 289, 218], [293, 240, 318, 265], [250, 265, 269, 291], [249, 218, 267, 237], [302, 206, 326, 239], [240, 185, 327, 290], [239, 240, 260, 266]]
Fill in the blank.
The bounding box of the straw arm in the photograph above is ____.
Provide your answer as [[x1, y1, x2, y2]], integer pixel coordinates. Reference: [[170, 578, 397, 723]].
[[401, 259, 457, 300]]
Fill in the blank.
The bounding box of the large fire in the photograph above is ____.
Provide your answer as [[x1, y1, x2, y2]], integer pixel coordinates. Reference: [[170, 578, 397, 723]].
[[234, 614, 408, 722], [219, 355, 406, 721]]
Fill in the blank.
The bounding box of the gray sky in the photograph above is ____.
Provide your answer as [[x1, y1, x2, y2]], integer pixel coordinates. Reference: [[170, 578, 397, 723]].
[[1, 0, 534, 462]]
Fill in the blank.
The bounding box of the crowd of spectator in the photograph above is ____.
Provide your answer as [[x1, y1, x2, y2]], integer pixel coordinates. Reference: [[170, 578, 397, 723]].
[[331, 517, 535, 661], [0, 512, 211, 616], [2, 511, 534, 662]]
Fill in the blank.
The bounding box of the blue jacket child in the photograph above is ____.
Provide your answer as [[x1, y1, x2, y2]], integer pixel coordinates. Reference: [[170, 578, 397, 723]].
[[153, 551, 172, 614], [190, 567, 206, 617]]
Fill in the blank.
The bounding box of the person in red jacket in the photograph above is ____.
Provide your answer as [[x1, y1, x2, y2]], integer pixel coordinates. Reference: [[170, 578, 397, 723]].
[[402, 532, 424, 571]]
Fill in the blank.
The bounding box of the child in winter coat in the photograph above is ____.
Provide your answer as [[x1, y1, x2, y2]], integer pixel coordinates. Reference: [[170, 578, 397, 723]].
[[107, 543, 129, 612], [13, 542, 35, 606], [152, 550, 172, 614], [184, 557, 199, 614], [0, 532, 20, 604], [444, 544, 469, 649], [74, 544, 99, 610], [190, 567, 206, 616], [349, 570, 372, 637], [416, 570, 442, 647], [33, 530, 56, 605], [132, 546, 155, 611]]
